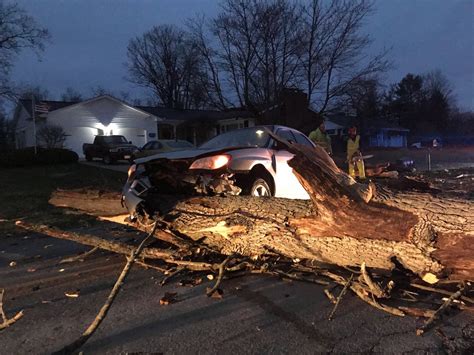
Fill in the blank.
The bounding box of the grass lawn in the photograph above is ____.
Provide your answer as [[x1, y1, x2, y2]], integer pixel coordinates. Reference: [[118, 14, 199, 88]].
[[0, 163, 126, 232]]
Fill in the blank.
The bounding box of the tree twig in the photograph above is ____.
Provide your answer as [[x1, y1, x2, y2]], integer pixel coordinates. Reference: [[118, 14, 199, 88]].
[[328, 274, 353, 320], [160, 267, 185, 286], [206, 255, 233, 296], [0, 289, 24, 330], [59, 247, 99, 264], [53, 222, 158, 354], [410, 283, 474, 304], [417, 283, 465, 335]]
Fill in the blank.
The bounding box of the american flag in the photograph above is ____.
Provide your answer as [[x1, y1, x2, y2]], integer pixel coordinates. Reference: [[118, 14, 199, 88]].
[[35, 102, 50, 114]]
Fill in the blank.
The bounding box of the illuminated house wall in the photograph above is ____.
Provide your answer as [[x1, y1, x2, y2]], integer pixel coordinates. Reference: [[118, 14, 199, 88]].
[[15, 95, 160, 157]]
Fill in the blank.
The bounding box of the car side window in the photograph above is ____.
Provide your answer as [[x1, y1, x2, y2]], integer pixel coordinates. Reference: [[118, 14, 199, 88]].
[[276, 129, 296, 143], [293, 132, 314, 147], [154, 142, 163, 149], [143, 142, 153, 150]]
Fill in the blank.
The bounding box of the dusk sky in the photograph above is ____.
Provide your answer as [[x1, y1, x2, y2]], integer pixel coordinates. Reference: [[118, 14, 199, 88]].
[[11, 0, 474, 110]]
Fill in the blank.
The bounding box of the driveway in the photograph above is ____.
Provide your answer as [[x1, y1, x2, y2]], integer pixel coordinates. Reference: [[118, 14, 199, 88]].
[[80, 160, 129, 173]]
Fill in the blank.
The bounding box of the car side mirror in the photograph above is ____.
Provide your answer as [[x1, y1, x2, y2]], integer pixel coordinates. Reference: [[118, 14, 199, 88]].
[[129, 141, 132, 144]]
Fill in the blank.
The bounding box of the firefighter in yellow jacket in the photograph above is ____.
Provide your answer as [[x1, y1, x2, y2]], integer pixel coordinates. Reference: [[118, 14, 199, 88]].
[[347, 126, 366, 180], [309, 121, 332, 155]]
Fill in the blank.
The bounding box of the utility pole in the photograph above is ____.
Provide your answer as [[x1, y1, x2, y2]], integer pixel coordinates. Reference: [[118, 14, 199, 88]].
[[32, 94, 37, 154]]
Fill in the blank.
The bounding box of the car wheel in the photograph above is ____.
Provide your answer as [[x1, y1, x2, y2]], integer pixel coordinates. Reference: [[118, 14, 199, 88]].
[[85, 154, 92, 162], [250, 178, 272, 197], [103, 155, 114, 165]]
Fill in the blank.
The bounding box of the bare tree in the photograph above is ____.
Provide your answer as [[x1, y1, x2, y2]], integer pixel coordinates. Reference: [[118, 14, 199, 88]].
[[299, 0, 389, 113], [38, 124, 67, 148], [0, 1, 49, 100], [423, 69, 455, 107], [89, 85, 113, 97], [211, 0, 261, 109], [250, 0, 303, 106], [126, 25, 207, 109], [19, 85, 50, 100], [61, 87, 83, 102], [187, 16, 229, 110]]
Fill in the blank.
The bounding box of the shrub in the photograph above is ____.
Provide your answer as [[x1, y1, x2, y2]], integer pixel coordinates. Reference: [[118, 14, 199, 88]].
[[0, 147, 78, 167], [37, 125, 67, 148]]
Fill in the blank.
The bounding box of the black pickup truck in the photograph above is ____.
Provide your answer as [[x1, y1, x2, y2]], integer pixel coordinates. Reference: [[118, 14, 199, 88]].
[[83, 135, 138, 164]]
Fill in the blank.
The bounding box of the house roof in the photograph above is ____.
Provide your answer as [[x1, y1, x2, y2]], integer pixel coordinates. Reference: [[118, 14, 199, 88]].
[[366, 120, 410, 131], [17, 95, 255, 123], [136, 106, 255, 123]]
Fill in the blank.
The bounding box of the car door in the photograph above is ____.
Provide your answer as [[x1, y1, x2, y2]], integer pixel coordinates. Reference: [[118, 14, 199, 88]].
[[272, 129, 310, 199]]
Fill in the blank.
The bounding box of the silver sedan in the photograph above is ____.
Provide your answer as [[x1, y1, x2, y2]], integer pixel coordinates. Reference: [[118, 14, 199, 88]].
[[122, 126, 315, 217]]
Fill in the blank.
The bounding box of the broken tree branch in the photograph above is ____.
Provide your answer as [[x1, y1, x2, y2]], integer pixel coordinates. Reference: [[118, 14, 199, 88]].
[[360, 262, 385, 298], [53, 223, 158, 354]]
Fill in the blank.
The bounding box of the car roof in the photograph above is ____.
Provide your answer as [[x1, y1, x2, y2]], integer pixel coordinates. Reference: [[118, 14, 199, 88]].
[[146, 139, 191, 143]]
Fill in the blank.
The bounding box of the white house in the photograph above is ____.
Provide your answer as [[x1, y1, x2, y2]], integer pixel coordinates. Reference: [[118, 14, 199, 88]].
[[14, 95, 160, 157]]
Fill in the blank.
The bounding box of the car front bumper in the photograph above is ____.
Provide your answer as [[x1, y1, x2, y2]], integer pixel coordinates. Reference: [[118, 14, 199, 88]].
[[122, 170, 242, 218]]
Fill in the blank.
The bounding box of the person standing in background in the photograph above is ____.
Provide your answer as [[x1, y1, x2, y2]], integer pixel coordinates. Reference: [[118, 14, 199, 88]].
[[309, 121, 332, 155], [347, 125, 366, 180]]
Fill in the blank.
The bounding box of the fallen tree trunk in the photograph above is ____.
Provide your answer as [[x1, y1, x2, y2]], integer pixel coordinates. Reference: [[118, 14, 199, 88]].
[[47, 136, 473, 280]]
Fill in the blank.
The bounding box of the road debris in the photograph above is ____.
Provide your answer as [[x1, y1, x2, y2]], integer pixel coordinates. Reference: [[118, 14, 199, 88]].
[[159, 292, 178, 305], [65, 291, 80, 298]]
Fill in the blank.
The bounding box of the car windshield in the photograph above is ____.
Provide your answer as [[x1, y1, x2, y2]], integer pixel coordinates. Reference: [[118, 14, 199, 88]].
[[102, 136, 128, 144], [167, 140, 194, 149], [199, 127, 270, 150]]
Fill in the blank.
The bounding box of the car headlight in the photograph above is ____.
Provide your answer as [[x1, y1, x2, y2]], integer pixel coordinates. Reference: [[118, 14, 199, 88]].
[[127, 164, 137, 180], [189, 154, 230, 170], [109, 148, 119, 153]]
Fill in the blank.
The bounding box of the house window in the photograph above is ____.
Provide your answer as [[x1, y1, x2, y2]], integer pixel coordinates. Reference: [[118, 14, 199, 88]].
[[244, 120, 249, 128]]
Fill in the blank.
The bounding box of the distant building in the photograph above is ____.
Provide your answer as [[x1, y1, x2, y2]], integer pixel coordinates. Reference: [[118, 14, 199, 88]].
[[365, 121, 410, 148], [137, 106, 255, 146], [324, 114, 410, 148]]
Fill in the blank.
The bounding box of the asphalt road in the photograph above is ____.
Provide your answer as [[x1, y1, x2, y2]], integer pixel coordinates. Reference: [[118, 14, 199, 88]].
[[1, 227, 473, 354]]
